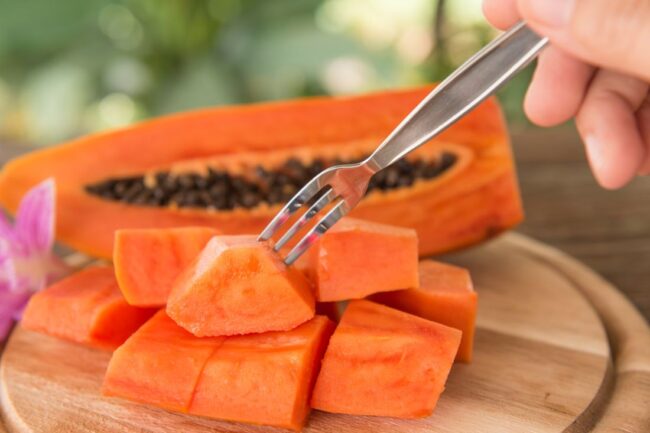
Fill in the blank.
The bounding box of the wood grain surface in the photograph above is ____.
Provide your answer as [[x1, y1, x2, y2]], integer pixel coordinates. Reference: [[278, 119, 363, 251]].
[[4, 233, 648, 433], [500, 235, 650, 433], [2, 124, 648, 321]]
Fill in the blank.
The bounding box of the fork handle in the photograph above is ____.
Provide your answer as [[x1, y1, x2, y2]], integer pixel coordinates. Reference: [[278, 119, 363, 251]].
[[364, 22, 548, 172]]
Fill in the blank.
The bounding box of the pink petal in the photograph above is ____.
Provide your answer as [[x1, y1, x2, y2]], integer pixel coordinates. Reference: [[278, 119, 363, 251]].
[[10, 289, 32, 321], [0, 238, 16, 291], [15, 178, 56, 254], [0, 316, 14, 341], [0, 283, 30, 340]]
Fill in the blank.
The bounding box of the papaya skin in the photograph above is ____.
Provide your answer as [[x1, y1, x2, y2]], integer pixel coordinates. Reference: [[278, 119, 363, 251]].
[[0, 87, 521, 259]]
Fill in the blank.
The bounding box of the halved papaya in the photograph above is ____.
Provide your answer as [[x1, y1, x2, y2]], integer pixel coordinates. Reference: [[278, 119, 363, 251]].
[[102, 310, 225, 412], [166, 235, 315, 336], [0, 87, 522, 259], [295, 218, 419, 301], [21, 266, 156, 350], [114, 227, 219, 306], [311, 300, 461, 418], [370, 260, 478, 362], [188, 315, 335, 431]]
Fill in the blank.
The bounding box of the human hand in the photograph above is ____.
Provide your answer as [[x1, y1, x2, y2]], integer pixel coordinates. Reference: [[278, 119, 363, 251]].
[[483, 0, 650, 189]]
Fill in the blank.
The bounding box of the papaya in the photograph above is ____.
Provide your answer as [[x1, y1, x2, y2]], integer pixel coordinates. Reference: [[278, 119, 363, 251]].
[[311, 300, 461, 418], [114, 227, 219, 306], [295, 218, 419, 301], [0, 87, 522, 259], [21, 266, 156, 350], [103, 312, 333, 429], [166, 235, 315, 336], [369, 260, 478, 362], [188, 315, 335, 431], [102, 310, 225, 412]]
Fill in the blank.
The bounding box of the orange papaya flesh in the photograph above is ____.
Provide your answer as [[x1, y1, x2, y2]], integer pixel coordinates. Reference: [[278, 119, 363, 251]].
[[0, 87, 522, 259], [102, 310, 225, 412], [166, 235, 315, 337], [311, 300, 461, 418], [21, 266, 156, 350], [369, 260, 478, 362], [295, 218, 419, 302], [114, 227, 219, 306], [188, 315, 335, 431]]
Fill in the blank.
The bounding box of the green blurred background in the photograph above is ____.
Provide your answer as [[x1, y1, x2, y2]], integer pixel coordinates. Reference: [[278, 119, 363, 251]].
[[0, 0, 533, 147]]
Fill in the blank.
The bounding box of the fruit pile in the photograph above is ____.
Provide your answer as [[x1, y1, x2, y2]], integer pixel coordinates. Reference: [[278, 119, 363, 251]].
[[21, 218, 477, 431]]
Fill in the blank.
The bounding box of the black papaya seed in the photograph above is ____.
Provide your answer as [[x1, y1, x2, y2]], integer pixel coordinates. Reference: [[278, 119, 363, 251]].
[[85, 152, 457, 210]]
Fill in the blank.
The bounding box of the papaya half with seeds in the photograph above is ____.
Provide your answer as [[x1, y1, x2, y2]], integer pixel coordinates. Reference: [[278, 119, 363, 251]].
[[0, 86, 522, 259]]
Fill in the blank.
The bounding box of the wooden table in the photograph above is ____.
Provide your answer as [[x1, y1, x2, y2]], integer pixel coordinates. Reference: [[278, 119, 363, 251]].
[[1, 125, 648, 321], [511, 126, 650, 321]]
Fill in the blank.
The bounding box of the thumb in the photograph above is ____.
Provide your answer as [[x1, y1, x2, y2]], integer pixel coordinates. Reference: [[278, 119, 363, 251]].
[[517, 0, 650, 82]]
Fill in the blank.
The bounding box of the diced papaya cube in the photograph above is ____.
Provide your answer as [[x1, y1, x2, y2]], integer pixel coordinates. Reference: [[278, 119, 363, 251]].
[[189, 315, 335, 431], [311, 300, 461, 418], [21, 266, 155, 350], [102, 310, 224, 412], [295, 218, 418, 301], [370, 260, 477, 362], [167, 235, 315, 337], [114, 227, 219, 307]]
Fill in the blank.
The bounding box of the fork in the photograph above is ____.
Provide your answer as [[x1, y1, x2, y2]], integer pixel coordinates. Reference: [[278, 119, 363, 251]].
[[259, 22, 549, 265]]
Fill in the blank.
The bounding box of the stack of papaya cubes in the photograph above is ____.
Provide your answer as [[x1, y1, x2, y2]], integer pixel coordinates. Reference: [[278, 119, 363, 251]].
[[22, 218, 478, 431]]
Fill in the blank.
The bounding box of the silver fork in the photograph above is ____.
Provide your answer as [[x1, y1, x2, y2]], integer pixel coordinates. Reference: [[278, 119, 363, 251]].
[[259, 22, 549, 265]]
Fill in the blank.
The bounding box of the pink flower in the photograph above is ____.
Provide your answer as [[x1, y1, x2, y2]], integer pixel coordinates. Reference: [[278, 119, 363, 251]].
[[0, 179, 69, 339]]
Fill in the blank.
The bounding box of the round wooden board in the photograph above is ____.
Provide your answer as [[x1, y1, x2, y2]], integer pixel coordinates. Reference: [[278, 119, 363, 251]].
[[1, 233, 649, 433]]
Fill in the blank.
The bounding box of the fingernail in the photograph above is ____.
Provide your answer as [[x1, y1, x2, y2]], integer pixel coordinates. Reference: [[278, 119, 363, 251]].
[[525, 0, 574, 28], [585, 134, 626, 189], [584, 134, 608, 183]]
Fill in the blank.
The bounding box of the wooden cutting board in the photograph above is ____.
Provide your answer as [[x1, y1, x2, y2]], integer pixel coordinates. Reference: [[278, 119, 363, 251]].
[[1, 233, 649, 432]]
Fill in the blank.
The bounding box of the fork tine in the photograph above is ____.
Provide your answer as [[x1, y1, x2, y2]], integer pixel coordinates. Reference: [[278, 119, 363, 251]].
[[273, 187, 336, 252], [257, 177, 324, 242], [283, 200, 350, 265]]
